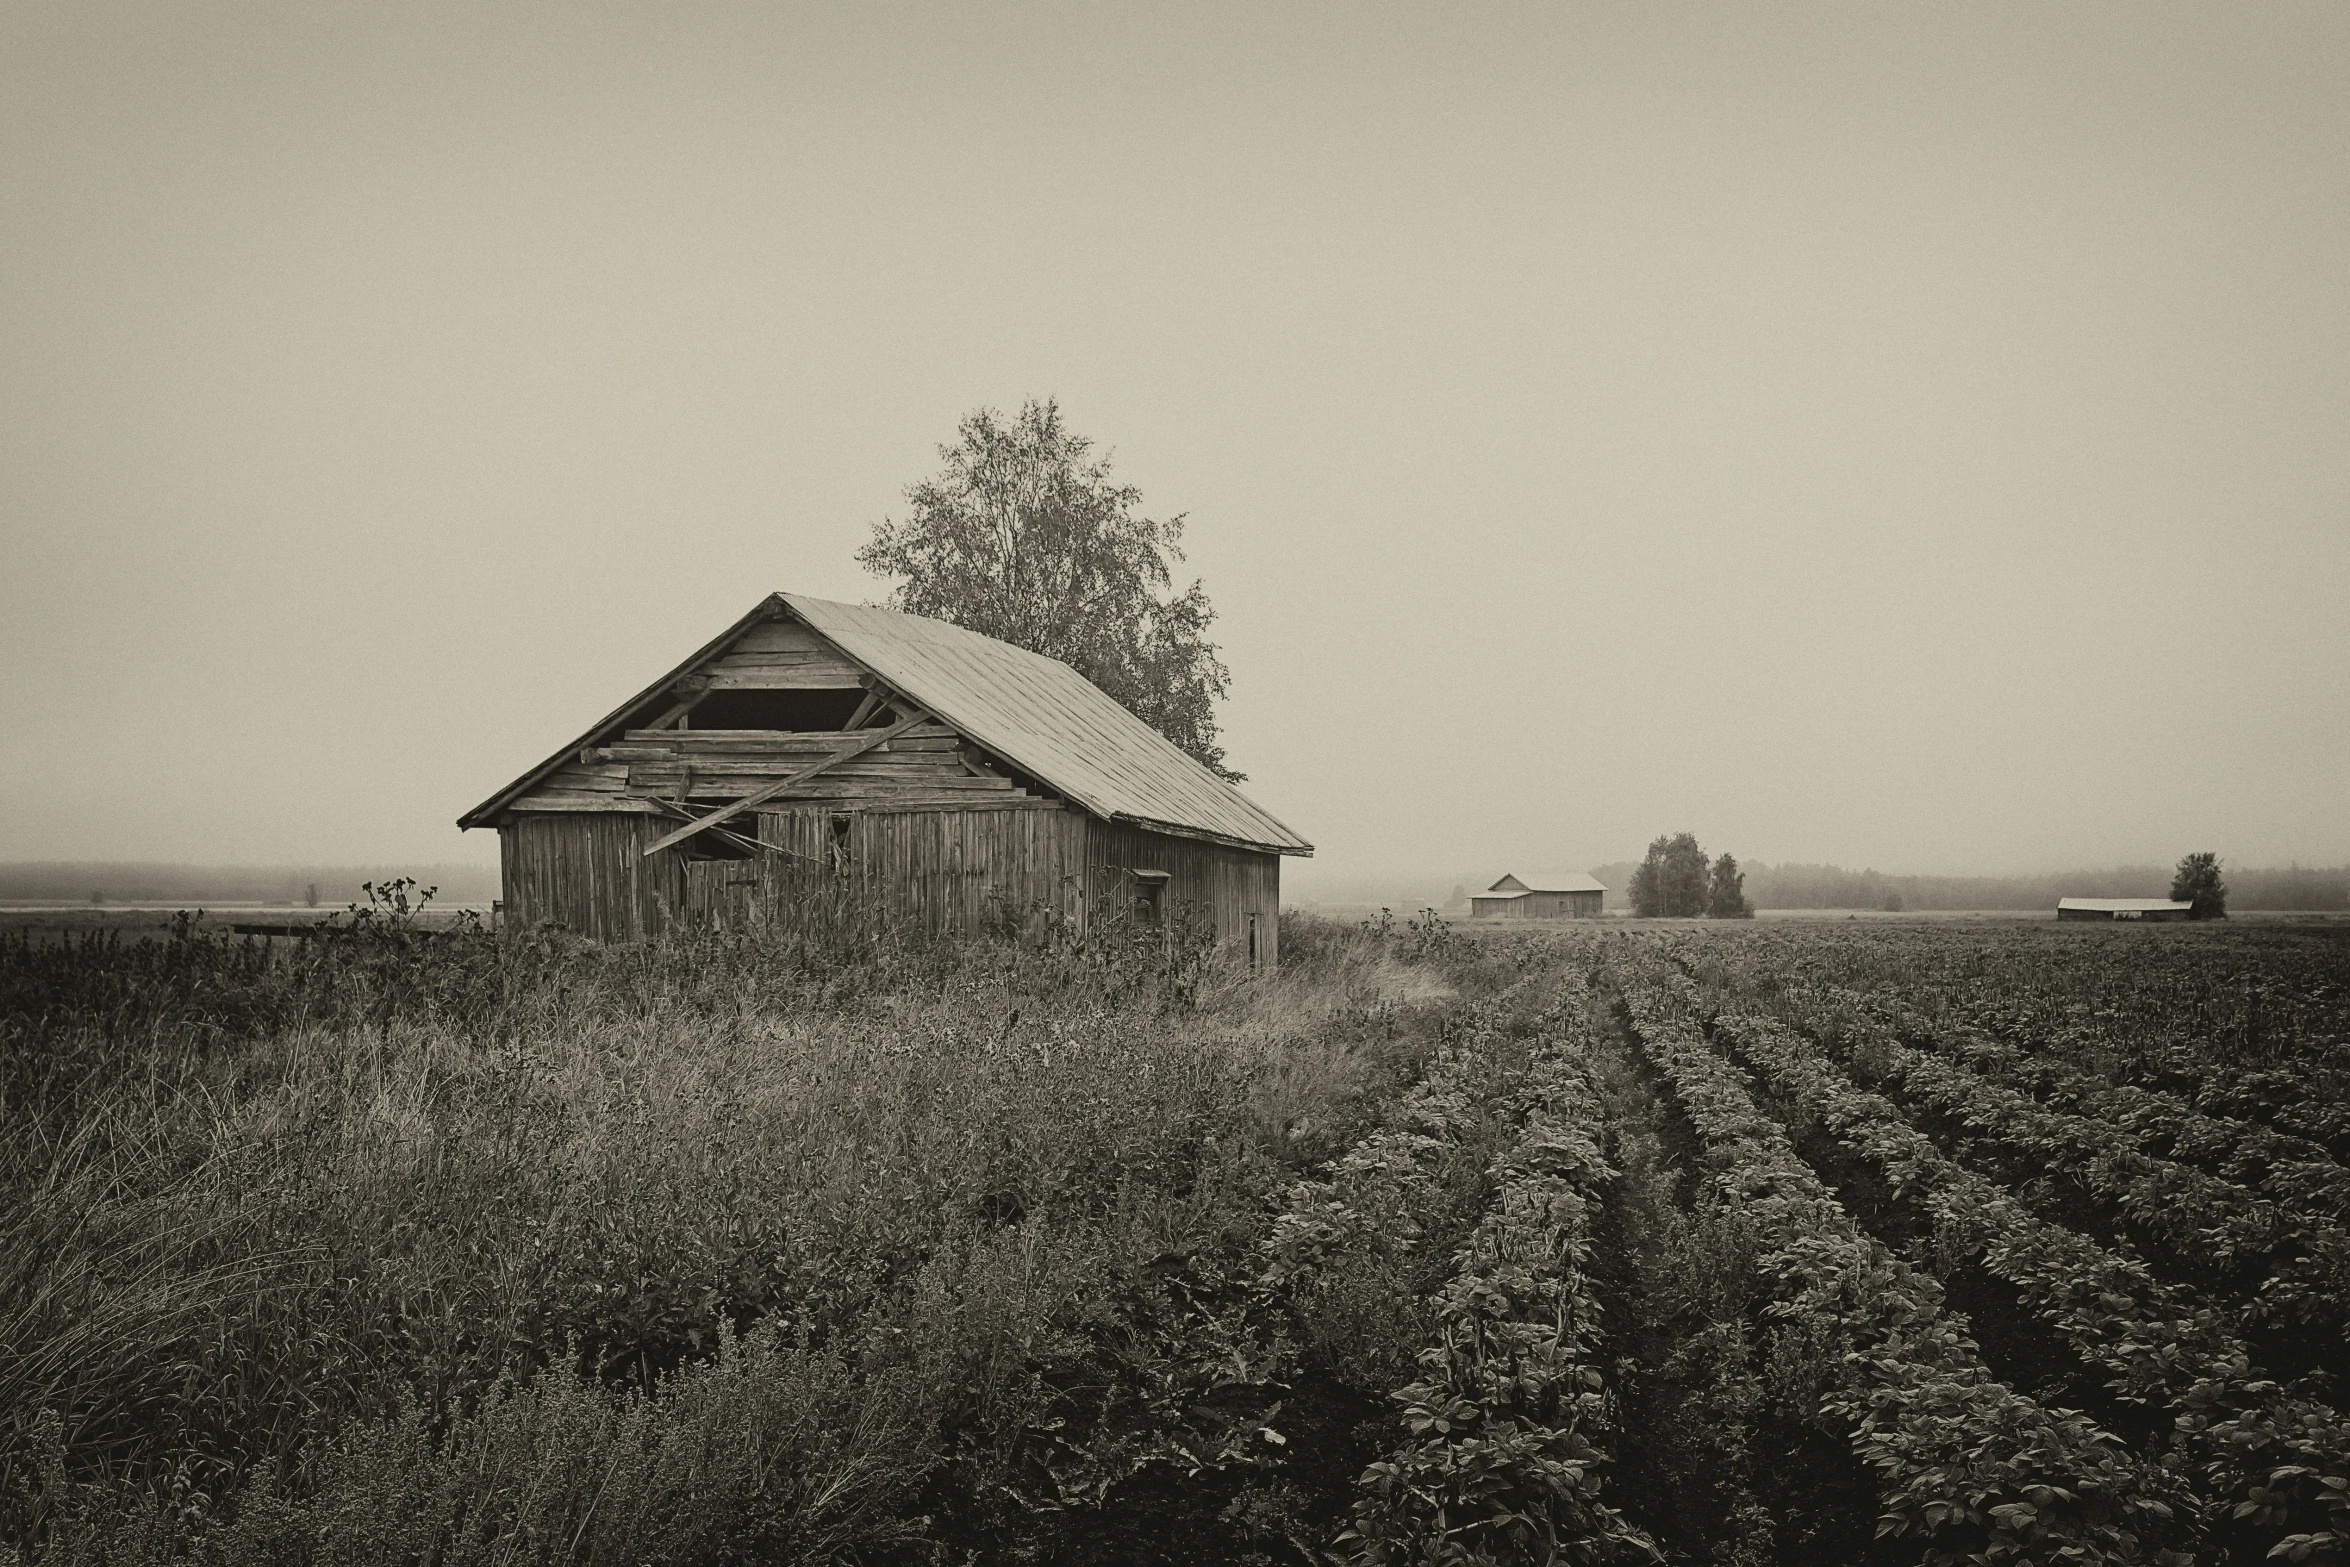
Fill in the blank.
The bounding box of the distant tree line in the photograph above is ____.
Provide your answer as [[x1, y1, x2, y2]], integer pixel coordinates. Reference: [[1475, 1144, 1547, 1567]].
[[1587, 858, 2347, 912], [0, 863, 502, 906], [1626, 833, 1752, 918]]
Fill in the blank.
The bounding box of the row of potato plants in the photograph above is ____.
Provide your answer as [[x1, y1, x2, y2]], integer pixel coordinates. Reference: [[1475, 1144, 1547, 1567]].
[[1775, 981, 2350, 1339], [1709, 1007, 2350, 1565], [1611, 955, 2185, 1566], [1339, 977, 1660, 1564], [1687, 940, 2350, 1289], [1746, 922, 2350, 1071], [1259, 977, 1548, 1366], [1254, 974, 1557, 1537], [1688, 925, 2350, 1161], [1877, 996, 2350, 1226], [1259, 972, 1660, 1562], [1801, 930, 2350, 1160], [1956, 1006, 2350, 1169], [1969, 1034, 2350, 1171]]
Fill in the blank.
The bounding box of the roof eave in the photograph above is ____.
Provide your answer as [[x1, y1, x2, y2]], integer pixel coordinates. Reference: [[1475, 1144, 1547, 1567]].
[[1109, 812, 1314, 857], [455, 594, 793, 830]]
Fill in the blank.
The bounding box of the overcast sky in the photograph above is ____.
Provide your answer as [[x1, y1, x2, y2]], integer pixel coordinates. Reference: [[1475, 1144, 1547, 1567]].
[[4, 2, 2344, 891]]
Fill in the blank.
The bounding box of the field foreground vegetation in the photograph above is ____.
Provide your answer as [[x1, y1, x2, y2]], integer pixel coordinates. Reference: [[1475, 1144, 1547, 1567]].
[[4, 906, 2348, 1565]]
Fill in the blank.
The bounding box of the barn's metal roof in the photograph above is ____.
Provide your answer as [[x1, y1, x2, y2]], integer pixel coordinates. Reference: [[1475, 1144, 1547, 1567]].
[[1490, 871, 1608, 894], [2057, 898, 2193, 913], [1470, 888, 1532, 901], [784, 595, 1307, 854], [459, 593, 1311, 855]]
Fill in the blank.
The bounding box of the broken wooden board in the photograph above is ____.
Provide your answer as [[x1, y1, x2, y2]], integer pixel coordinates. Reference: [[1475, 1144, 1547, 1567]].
[[641, 709, 935, 855]]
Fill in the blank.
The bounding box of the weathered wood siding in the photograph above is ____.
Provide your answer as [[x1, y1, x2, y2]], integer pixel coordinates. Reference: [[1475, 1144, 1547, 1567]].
[[1082, 819, 1281, 965], [501, 803, 1282, 964], [1473, 890, 1602, 920], [700, 620, 867, 688], [1524, 890, 1602, 919], [501, 813, 685, 942], [507, 723, 1029, 815], [739, 802, 1087, 934]]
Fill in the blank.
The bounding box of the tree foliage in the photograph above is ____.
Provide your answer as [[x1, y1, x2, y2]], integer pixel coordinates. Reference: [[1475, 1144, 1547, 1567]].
[[1630, 833, 1712, 917], [2171, 851, 2228, 920], [1707, 853, 1752, 918], [858, 399, 1240, 779]]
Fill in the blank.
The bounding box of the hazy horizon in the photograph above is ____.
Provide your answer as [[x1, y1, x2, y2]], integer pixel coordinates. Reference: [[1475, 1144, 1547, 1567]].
[[6, 3, 2345, 893]]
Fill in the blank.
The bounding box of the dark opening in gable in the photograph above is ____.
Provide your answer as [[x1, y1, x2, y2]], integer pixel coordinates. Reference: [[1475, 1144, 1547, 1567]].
[[688, 688, 867, 732]]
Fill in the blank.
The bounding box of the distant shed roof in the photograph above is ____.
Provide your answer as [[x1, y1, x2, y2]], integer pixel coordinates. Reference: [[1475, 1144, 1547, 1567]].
[[1470, 888, 1532, 902], [2057, 898, 2194, 914], [1491, 871, 1608, 895], [460, 592, 1312, 856]]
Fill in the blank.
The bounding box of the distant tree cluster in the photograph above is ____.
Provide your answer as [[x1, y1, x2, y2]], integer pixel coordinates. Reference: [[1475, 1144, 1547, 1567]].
[[2171, 851, 2227, 920], [1628, 832, 1751, 918]]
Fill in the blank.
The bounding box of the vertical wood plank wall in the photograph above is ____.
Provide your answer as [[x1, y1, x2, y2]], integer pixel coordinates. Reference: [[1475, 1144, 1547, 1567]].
[[500, 814, 684, 941], [502, 805, 1283, 962], [1522, 891, 1602, 919], [1476, 891, 1601, 920], [1083, 819, 1281, 965], [746, 804, 1089, 934]]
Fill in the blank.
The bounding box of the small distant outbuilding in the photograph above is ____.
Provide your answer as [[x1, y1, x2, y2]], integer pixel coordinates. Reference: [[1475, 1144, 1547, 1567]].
[[1471, 872, 1607, 920], [2057, 898, 2194, 922]]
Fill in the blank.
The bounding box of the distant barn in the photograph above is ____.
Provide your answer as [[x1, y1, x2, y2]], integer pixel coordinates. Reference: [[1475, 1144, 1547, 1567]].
[[2056, 898, 2194, 922], [459, 593, 1311, 962], [1470, 872, 1607, 919]]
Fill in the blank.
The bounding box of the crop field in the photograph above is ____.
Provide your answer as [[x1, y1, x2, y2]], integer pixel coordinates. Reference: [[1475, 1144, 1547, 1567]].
[[4, 911, 2348, 1565]]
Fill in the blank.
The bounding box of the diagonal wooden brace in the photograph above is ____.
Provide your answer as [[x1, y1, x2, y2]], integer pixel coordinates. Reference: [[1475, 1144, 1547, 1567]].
[[642, 799, 809, 861], [840, 683, 891, 731], [640, 708, 934, 857]]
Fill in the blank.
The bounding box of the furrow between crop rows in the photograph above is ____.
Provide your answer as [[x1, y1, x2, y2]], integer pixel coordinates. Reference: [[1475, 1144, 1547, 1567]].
[[1341, 970, 1660, 1563]]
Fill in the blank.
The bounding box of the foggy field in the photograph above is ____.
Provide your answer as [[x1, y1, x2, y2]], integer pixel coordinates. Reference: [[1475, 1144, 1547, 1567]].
[[6, 3, 2346, 1561], [7, 911, 2348, 1565]]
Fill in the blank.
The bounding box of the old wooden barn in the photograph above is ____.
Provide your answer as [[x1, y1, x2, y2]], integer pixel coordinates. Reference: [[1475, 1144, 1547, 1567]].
[[1470, 872, 1607, 919], [458, 593, 1311, 961]]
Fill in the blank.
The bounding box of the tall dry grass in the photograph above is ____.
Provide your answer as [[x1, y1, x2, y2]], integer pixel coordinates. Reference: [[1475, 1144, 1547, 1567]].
[[2, 904, 1536, 1563]]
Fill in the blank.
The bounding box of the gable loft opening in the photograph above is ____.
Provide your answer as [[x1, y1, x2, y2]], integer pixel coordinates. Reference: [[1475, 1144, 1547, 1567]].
[[686, 688, 869, 732]]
